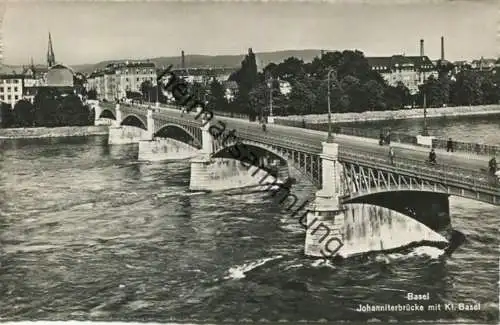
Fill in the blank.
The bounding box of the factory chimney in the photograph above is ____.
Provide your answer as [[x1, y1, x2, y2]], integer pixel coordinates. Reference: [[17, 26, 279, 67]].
[[420, 39, 424, 57], [181, 50, 185, 70], [440, 36, 445, 60]]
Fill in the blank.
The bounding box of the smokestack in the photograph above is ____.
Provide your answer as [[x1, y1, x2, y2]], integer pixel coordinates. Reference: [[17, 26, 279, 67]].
[[440, 36, 444, 60], [420, 39, 424, 57], [181, 50, 185, 70]]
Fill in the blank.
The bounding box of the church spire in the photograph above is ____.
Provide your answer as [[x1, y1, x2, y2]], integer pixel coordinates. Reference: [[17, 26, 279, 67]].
[[47, 32, 56, 67]]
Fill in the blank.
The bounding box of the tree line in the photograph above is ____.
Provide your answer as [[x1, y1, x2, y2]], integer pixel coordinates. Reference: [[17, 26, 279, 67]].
[[1, 88, 94, 128], [132, 49, 500, 118]]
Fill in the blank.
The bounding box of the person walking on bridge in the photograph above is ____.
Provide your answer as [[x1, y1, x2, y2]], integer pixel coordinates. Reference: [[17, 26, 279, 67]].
[[447, 138, 454, 152], [488, 156, 497, 175], [379, 130, 385, 146], [389, 147, 395, 165], [429, 148, 437, 165]]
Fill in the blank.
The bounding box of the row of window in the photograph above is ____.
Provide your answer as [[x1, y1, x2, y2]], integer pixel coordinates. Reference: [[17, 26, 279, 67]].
[[0, 79, 20, 84], [0, 94, 19, 101], [0, 87, 19, 92], [92, 76, 155, 84], [116, 69, 155, 74]]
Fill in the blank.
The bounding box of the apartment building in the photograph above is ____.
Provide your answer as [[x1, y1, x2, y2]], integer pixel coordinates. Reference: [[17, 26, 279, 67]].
[[0, 74, 23, 108], [87, 61, 157, 101], [367, 55, 438, 95]]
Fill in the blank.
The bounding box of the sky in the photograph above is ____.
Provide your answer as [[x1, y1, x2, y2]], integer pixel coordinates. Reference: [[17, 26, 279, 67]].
[[1, 0, 498, 66]]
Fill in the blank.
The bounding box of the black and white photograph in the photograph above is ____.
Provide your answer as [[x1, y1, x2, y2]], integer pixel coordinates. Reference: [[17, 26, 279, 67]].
[[0, 0, 498, 324]]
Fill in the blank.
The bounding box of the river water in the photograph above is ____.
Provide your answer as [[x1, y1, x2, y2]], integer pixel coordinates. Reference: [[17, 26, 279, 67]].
[[0, 117, 498, 323], [336, 114, 500, 145]]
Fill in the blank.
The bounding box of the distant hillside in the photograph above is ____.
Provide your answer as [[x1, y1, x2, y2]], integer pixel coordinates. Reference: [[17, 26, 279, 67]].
[[70, 49, 324, 74]]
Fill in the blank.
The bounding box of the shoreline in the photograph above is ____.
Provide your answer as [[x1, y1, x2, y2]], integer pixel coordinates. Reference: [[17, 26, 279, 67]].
[[0, 125, 109, 140], [275, 105, 500, 125]]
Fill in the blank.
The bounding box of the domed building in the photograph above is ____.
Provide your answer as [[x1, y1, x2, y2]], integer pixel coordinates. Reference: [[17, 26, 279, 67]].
[[46, 64, 74, 87]]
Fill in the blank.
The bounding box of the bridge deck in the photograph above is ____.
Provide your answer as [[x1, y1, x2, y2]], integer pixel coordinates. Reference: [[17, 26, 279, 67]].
[[100, 102, 500, 204]]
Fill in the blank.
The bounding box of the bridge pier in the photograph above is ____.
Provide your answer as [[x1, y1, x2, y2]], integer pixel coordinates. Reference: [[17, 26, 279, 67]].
[[113, 103, 122, 128], [139, 138, 199, 161], [93, 102, 102, 126], [188, 121, 284, 192], [304, 142, 347, 258], [138, 108, 199, 160], [108, 104, 149, 144], [108, 126, 148, 145], [189, 157, 282, 192]]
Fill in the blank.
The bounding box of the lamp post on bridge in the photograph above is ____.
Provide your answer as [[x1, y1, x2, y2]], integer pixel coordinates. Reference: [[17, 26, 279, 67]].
[[156, 77, 159, 107], [326, 68, 337, 143], [267, 75, 274, 124], [422, 90, 429, 136], [421, 70, 429, 136]]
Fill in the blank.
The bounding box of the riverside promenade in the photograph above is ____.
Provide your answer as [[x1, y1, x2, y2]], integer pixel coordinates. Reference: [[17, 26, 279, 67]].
[[275, 104, 500, 125]]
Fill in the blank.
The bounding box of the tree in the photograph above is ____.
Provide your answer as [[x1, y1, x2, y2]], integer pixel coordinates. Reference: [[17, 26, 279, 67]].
[[363, 80, 386, 111], [340, 75, 364, 112], [230, 48, 259, 92], [34, 88, 60, 127], [288, 79, 317, 115], [87, 88, 98, 100], [32, 88, 92, 127], [140, 80, 153, 101], [420, 75, 447, 108], [450, 71, 483, 106], [0, 103, 14, 128], [189, 82, 206, 102], [248, 83, 268, 119], [384, 81, 411, 110], [274, 57, 306, 81], [13, 100, 36, 127], [480, 74, 499, 104], [207, 79, 227, 112]]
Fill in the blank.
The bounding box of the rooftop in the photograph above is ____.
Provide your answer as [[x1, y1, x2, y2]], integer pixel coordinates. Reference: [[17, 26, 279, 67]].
[[366, 55, 435, 72]]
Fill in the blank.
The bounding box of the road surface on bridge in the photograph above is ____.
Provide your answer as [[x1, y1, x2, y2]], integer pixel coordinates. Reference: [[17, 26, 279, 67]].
[[125, 104, 494, 179]]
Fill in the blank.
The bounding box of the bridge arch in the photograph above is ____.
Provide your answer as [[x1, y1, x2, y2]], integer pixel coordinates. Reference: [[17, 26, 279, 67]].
[[99, 109, 116, 119], [343, 190, 451, 234], [121, 114, 147, 130], [212, 139, 323, 188], [154, 124, 201, 148], [212, 140, 290, 179]]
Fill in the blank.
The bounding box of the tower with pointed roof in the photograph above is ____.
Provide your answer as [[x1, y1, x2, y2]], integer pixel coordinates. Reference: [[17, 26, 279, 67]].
[[47, 32, 56, 68]]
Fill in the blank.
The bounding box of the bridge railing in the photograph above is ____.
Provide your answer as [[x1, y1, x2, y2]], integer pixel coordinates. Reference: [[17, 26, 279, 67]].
[[339, 149, 499, 191], [231, 127, 498, 190], [333, 127, 418, 145], [273, 118, 499, 157], [212, 110, 250, 120], [432, 139, 499, 157]]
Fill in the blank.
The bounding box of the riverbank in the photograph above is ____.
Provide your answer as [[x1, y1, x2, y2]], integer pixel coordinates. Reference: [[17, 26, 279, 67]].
[[0, 125, 109, 139], [274, 104, 500, 124]]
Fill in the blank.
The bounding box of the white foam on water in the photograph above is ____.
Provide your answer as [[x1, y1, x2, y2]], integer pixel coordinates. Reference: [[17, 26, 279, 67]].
[[154, 192, 177, 199], [311, 259, 336, 269], [224, 255, 283, 280], [183, 191, 207, 196], [376, 246, 445, 262], [407, 246, 445, 259]]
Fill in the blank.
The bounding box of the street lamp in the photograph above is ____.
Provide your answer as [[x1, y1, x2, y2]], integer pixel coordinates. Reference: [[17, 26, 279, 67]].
[[326, 69, 337, 143], [156, 78, 159, 106], [267, 76, 274, 123], [422, 90, 429, 136]]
